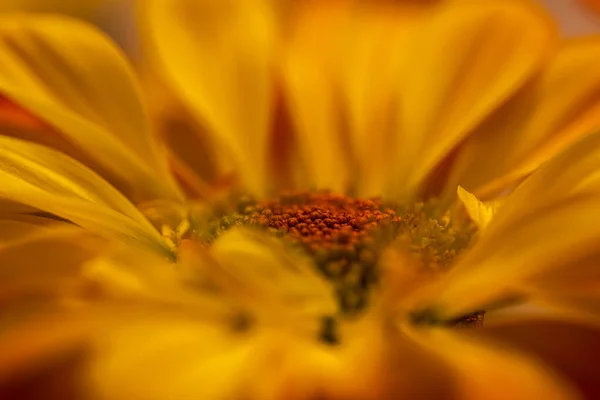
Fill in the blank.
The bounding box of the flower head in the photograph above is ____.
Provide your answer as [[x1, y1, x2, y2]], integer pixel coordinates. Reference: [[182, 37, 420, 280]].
[[1, 0, 600, 399]]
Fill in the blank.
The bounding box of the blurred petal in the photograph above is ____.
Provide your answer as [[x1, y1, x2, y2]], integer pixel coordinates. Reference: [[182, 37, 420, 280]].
[[140, 71, 235, 198], [407, 328, 577, 400], [387, 1, 555, 199], [87, 314, 256, 400], [429, 130, 600, 317], [338, 4, 421, 198], [0, 14, 182, 202], [478, 317, 600, 398], [0, 226, 107, 304], [142, 0, 277, 195], [82, 244, 239, 321], [211, 228, 337, 322], [0, 214, 68, 242], [0, 310, 92, 398], [0, 0, 105, 15], [0, 136, 170, 255], [447, 36, 600, 199], [279, 2, 355, 193], [328, 314, 458, 400]]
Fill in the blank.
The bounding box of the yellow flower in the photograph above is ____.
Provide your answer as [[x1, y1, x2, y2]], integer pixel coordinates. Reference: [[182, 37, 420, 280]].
[[1, 0, 600, 399]]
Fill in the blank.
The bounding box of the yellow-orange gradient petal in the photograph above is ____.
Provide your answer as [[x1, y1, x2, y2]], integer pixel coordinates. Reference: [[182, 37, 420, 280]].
[[406, 328, 577, 400], [141, 0, 277, 196], [0, 136, 171, 256], [477, 317, 600, 399], [427, 130, 600, 319], [279, 1, 357, 194], [386, 0, 556, 200], [0, 226, 107, 305], [0, 310, 94, 399], [446, 36, 600, 199], [210, 228, 337, 324], [0, 14, 183, 203]]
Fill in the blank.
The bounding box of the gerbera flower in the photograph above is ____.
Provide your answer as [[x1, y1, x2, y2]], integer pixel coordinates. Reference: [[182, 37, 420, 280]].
[[1, 0, 600, 399]]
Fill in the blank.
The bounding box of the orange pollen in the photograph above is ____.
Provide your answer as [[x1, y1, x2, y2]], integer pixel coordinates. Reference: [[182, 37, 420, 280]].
[[219, 192, 408, 313], [243, 192, 401, 252]]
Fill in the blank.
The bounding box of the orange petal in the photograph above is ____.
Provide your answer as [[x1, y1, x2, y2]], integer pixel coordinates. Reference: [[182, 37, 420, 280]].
[[447, 36, 600, 199], [386, 0, 556, 200], [0, 15, 183, 203], [141, 0, 278, 196], [478, 317, 600, 399], [406, 327, 577, 400]]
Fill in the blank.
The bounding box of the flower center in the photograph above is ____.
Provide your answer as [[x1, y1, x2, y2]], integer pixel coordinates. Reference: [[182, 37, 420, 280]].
[[199, 191, 476, 318]]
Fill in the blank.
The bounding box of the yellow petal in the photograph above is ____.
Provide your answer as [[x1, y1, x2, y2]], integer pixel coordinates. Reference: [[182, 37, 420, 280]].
[[457, 186, 503, 231], [0, 226, 106, 303], [0, 214, 67, 242], [448, 36, 600, 199], [141, 0, 277, 196], [211, 228, 337, 322], [430, 130, 600, 317], [0, 136, 170, 256], [338, 4, 422, 198], [523, 251, 600, 321], [141, 72, 235, 198], [386, 1, 555, 199], [81, 244, 237, 320], [279, 2, 355, 193], [406, 328, 576, 400], [0, 14, 182, 203], [87, 312, 258, 400]]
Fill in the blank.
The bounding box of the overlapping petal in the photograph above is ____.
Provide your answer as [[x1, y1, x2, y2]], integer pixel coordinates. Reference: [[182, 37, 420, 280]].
[[476, 317, 600, 399], [406, 327, 576, 400], [427, 130, 600, 319], [0, 225, 107, 303], [0, 14, 182, 203], [142, 0, 278, 196], [446, 36, 600, 199], [210, 228, 337, 323], [386, 0, 555, 199], [0, 136, 170, 256]]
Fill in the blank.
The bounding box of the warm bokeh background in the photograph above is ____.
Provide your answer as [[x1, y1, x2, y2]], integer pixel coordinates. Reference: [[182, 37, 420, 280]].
[[538, 0, 600, 36]]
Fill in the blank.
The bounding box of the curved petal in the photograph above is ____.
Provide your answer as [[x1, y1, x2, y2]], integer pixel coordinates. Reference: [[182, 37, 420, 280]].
[[0, 226, 107, 303], [428, 130, 600, 318], [87, 314, 256, 400], [140, 70, 236, 198], [406, 328, 577, 400], [446, 36, 600, 199], [0, 14, 183, 203], [477, 317, 600, 399], [0, 136, 171, 256], [457, 186, 503, 231], [211, 228, 337, 322], [279, 2, 356, 193], [386, 0, 556, 200], [141, 0, 278, 196], [0, 310, 92, 398], [0, 214, 68, 243]]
